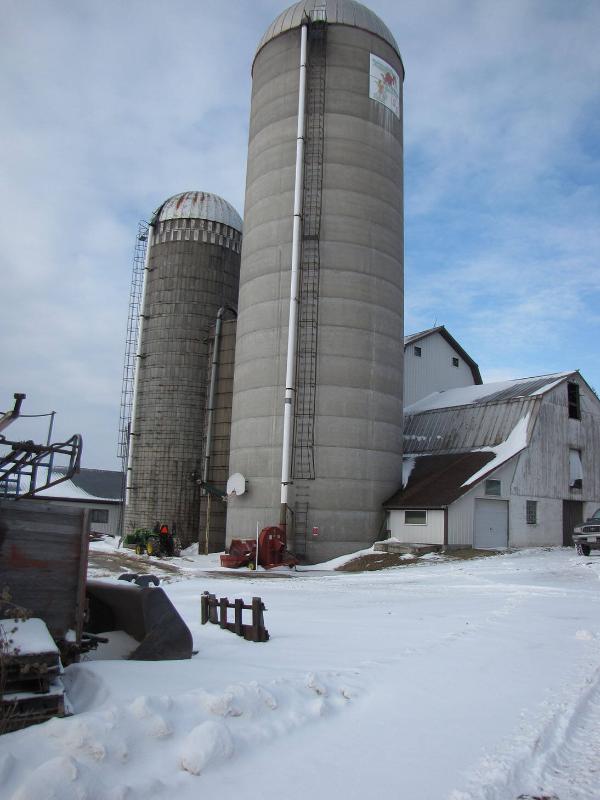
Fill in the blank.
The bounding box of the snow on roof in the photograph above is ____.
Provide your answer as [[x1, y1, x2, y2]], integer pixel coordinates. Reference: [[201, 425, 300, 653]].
[[405, 372, 574, 414], [387, 411, 531, 507], [35, 469, 120, 503], [58, 468, 122, 500], [461, 413, 530, 487]]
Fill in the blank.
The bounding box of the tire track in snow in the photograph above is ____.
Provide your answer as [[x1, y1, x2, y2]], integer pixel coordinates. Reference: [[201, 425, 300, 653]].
[[449, 647, 600, 800]]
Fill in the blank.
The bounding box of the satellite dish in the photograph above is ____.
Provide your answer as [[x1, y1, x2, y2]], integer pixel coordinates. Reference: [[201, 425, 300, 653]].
[[226, 472, 247, 497]]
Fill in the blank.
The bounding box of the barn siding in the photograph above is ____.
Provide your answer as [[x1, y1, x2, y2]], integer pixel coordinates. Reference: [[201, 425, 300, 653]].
[[448, 459, 518, 546], [389, 508, 445, 544], [30, 498, 121, 538], [508, 379, 600, 546], [508, 494, 563, 546], [404, 332, 476, 407]]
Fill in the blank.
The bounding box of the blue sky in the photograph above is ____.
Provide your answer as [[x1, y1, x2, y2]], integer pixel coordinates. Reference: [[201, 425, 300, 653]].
[[1, 0, 599, 470]]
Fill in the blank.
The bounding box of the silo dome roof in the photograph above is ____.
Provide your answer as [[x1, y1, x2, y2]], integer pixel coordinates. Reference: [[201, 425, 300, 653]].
[[256, 0, 401, 63], [152, 191, 242, 232]]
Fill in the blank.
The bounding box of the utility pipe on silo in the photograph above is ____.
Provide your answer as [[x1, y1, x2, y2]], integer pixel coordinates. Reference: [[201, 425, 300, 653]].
[[280, 21, 308, 527], [202, 305, 237, 554], [125, 224, 153, 508], [202, 306, 225, 490]]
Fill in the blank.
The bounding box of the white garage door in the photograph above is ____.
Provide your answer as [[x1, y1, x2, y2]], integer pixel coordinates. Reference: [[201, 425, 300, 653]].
[[474, 499, 508, 549]]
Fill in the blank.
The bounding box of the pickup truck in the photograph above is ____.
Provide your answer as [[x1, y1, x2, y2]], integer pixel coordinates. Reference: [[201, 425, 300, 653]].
[[573, 508, 600, 555]]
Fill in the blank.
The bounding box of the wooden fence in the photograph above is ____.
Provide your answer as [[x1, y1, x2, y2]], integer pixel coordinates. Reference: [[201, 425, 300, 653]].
[[201, 592, 269, 642]]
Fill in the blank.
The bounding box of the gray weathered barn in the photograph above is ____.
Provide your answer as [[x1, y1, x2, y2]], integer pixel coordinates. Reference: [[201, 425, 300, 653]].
[[385, 371, 600, 548]]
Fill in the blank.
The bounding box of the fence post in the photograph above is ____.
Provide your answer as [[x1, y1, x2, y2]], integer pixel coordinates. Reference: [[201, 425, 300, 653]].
[[208, 594, 218, 624], [234, 598, 243, 636], [251, 596, 268, 642], [219, 597, 229, 629]]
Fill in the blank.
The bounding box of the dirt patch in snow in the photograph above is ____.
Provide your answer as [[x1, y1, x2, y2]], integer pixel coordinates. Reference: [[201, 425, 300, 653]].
[[87, 550, 182, 578], [336, 548, 501, 572]]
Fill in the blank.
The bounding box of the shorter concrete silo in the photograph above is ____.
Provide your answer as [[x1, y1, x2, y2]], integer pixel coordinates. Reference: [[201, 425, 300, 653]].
[[125, 191, 242, 546]]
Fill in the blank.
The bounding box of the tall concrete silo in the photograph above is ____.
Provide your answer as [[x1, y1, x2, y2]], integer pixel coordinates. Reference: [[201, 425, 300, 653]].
[[226, 0, 404, 561], [125, 191, 242, 546]]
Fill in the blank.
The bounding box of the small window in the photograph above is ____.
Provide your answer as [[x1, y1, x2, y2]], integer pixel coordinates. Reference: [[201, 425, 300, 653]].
[[405, 509, 427, 525], [485, 479, 501, 497], [414, 346, 422, 357], [569, 449, 583, 490], [452, 357, 459, 367], [526, 500, 537, 525], [568, 382, 581, 420], [90, 509, 109, 524]]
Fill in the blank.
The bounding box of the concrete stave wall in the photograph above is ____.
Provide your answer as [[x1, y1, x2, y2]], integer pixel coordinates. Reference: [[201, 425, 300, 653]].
[[125, 215, 241, 546], [227, 19, 404, 561]]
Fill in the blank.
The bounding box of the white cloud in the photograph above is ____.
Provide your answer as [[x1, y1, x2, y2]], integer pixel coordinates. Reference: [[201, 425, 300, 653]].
[[1, 0, 599, 469]]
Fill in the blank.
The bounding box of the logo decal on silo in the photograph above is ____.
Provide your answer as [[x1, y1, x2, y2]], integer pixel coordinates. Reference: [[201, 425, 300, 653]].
[[369, 54, 400, 118]]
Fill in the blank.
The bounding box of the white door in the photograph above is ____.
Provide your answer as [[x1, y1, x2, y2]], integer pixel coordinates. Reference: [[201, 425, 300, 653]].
[[474, 499, 508, 549]]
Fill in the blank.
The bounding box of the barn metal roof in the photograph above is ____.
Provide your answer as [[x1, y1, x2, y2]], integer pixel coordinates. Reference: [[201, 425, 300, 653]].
[[403, 398, 536, 455], [402, 372, 576, 456], [384, 452, 497, 509], [405, 372, 573, 415], [51, 467, 123, 501], [152, 191, 243, 231], [255, 0, 402, 63]]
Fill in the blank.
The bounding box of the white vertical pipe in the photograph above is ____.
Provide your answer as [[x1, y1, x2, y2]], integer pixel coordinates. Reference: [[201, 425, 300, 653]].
[[125, 224, 153, 506], [281, 23, 308, 510], [203, 307, 224, 487], [256, 520, 260, 569]]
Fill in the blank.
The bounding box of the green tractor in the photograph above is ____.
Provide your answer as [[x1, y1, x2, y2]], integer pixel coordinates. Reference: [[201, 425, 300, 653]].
[[124, 524, 182, 558]]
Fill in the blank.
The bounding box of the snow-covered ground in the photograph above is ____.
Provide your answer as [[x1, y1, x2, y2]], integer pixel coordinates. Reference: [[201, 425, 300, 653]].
[[3, 547, 600, 799]]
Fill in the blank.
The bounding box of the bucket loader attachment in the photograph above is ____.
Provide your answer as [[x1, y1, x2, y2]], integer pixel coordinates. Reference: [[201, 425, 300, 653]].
[[85, 579, 193, 661]]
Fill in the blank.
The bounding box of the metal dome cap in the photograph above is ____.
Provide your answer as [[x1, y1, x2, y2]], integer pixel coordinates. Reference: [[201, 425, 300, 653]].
[[255, 0, 402, 64], [152, 191, 243, 232]]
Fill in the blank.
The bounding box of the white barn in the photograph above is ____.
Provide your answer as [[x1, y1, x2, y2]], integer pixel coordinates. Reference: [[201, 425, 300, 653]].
[[404, 326, 482, 407], [385, 371, 600, 548]]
